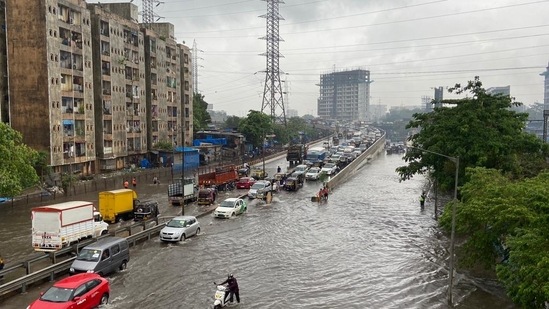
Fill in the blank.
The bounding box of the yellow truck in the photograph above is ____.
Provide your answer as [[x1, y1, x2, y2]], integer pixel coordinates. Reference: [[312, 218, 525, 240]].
[[98, 189, 139, 224]]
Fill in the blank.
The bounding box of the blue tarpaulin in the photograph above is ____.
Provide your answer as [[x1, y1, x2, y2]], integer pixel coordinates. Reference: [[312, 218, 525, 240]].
[[62, 120, 74, 125], [193, 137, 227, 146], [173, 147, 200, 172]]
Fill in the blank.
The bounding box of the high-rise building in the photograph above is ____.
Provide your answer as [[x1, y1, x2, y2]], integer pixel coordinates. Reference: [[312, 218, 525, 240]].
[[88, 3, 147, 171], [3, 0, 193, 174], [7, 0, 96, 174], [317, 69, 371, 122]]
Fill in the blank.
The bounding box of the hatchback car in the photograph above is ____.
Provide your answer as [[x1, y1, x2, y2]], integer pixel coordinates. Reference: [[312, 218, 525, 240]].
[[159, 216, 200, 242], [214, 198, 247, 218], [247, 181, 272, 199], [305, 167, 321, 180], [236, 177, 256, 189], [27, 273, 109, 309]]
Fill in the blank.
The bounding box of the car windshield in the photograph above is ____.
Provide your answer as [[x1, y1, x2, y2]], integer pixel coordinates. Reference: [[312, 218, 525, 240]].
[[309, 168, 320, 173], [40, 286, 74, 302], [220, 201, 235, 208], [250, 183, 265, 189], [76, 248, 101, 262], [167, 219, 189, 228], [324, 163, 335, 168], [295, 166, 306, 172]]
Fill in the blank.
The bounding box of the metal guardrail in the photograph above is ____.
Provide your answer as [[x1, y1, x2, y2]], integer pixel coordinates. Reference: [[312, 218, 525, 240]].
[[0, 258, 76, 296]]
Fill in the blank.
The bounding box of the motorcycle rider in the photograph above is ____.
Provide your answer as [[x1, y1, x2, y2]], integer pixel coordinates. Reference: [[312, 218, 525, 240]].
[[216, 273, 240, 304]]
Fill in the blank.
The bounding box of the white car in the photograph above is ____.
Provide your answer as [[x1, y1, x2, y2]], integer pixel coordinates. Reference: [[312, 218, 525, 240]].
[[159, 216, 200, 242], [305, 167, 321, 180], [292, 164, 309, 176], [247, 181, 272, 199], [321, 163, 338, 175], [214, 198, 247, 218]]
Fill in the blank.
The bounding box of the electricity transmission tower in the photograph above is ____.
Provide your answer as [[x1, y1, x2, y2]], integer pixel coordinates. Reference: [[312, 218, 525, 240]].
[[192, 40, 204, 94], [142, 0, 163, 27], [260, 0, 286, 125]]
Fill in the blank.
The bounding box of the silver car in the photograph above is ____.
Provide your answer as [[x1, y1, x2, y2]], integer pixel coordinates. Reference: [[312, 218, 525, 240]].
[[160, 216, 200, 242]]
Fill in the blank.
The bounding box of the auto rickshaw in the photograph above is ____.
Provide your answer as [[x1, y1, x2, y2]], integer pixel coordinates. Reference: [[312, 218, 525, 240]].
[[197, 188, 216, 205], [283, 174, 304, 192], [251, 168, 268, 180], [133, 200, 160, 221]]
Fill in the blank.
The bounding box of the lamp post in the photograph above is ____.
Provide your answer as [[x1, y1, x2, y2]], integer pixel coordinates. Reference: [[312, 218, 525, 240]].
[[409, 146, 459, 305], [181, 123, 185, 216]]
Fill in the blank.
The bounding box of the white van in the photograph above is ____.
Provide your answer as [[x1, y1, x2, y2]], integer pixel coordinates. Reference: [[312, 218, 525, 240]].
[[70, 236, 130, 276]]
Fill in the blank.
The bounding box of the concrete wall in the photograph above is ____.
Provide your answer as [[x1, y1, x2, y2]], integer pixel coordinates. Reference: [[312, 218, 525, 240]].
[[327, 133, 386, 190]]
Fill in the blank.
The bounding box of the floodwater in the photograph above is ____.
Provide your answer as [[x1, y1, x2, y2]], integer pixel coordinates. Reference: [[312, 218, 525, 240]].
[[1, 153, 517, 308]]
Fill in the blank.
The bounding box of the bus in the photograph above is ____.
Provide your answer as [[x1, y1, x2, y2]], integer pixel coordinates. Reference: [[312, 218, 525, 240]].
[[306, 147, 328, 166]]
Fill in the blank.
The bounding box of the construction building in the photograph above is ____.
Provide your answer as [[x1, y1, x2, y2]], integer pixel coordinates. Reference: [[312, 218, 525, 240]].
[[317, 69, 371, 122], [2, 0, 193, 174]]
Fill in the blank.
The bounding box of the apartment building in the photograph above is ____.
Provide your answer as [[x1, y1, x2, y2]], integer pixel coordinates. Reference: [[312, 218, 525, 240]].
[[4, 0, 193, 174], [179, 43, 193, 146], [7, 0, 96, 174], [88, 3, 147, 171], [317, 69, 371, 122]]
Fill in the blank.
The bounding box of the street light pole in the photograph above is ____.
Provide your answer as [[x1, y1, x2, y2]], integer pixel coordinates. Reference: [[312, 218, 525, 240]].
[[409, 146, 458, 305], [181, 123, 185, 216]]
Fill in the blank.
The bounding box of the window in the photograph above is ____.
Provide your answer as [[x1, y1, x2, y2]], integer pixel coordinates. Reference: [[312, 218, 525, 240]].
[[74, 284, 87, 297], [86, 279, 101, 291], [111, 244, 120, 255]]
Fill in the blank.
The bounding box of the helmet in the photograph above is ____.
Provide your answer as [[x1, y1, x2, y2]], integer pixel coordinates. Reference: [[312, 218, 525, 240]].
[[228, 273, 233, 279]]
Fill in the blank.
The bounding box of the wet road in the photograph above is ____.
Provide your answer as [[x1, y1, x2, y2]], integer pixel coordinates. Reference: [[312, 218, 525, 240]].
[[1, 153, 517, 308]]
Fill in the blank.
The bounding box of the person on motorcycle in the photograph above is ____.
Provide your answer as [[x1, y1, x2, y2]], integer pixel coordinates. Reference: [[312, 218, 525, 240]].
[[216, 273, 240, 304]]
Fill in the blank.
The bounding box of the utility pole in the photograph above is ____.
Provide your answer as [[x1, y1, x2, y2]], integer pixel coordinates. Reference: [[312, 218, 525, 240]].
[[259, 0, 286, 126]]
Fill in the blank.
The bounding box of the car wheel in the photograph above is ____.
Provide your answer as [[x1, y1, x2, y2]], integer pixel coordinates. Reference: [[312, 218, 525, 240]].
[[180, 234, 186, 241], [100, 293, 109, 305], [119, 261, 127, 271], [195, 227, 200, 235], [231, 212, 236, 217]]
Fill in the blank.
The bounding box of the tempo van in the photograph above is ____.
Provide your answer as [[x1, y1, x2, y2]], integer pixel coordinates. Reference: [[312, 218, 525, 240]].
[[70, 236, 129, 276]]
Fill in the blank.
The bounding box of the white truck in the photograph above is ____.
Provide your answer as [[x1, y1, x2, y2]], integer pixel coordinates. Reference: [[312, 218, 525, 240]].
[[31, 201, 109, 252], [168, 177, 197, 206]]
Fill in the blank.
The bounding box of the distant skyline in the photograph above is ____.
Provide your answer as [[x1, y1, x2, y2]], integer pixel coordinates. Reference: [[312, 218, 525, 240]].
[[95, 0, 549, 117]]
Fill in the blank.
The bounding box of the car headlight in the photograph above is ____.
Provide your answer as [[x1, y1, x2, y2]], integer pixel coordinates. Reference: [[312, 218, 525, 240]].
[[70, 267, 74, 272]]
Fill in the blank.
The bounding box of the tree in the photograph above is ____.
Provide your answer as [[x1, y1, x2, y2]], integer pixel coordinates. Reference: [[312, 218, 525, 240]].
[[238, 110, 273, 147], [193, 93, 211, 131], [442, 167, 549, 307], [0, 123, 40, 197], [223, 115, 241, 130], [396, 77, 549, 191]]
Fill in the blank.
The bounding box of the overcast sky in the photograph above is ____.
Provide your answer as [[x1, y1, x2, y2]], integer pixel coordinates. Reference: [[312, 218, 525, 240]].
[[97, 0, 549, 117]]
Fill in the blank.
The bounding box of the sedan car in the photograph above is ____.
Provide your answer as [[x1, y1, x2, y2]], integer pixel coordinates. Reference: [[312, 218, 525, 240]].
[[247, 181, 272, 199], [305, 167, 322, 180], [321, 162, 338, 175], [27, 273, 109, 309], [214, 198, 247, 218], [236, 177, 256, 189], [160, 216, 200, 242]]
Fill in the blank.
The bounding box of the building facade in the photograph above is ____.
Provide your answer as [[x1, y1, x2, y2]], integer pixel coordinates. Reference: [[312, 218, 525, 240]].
[[317, 69, 371, 122], [4, 0, 193, 174]]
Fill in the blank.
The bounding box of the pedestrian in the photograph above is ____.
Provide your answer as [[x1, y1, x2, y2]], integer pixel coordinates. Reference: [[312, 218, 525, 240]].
[[153, 176, 158, 185], [0, 254, 5, 279], [123, 180, 129, 189], [132, 177, 137, 188], [420, 191, 426, 209], [277, 165, 282, 173]]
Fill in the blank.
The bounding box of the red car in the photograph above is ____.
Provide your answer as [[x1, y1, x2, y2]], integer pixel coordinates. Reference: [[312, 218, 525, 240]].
[[27, 273, 110, 309], [236, 177, 256, 189]]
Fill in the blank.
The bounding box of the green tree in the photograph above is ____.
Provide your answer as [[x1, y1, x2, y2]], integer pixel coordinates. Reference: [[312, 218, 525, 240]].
[[152, 140, 175, 151], [238, 110, 273, 147], [396, 77, 549, 191], [444, 167, 549, 307], [0, 123, 40, 197], [223, 115, 241, 130], [193, 93, 211, 131]]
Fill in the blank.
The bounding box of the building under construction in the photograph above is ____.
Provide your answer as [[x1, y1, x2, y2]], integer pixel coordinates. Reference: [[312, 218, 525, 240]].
[[317, 69, 371, 122]]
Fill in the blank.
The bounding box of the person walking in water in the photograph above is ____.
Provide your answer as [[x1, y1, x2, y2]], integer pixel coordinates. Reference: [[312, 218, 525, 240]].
[[132, 177, 137, 188], [123, 180, 129, 189], [419, 191, 426, 209]]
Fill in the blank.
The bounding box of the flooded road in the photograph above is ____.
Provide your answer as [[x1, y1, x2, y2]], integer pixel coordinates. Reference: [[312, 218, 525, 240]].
[[1, 153, 517, 308]]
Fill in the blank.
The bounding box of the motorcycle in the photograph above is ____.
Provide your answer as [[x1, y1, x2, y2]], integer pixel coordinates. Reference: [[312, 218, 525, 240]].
[[213, 284, 229, 308]]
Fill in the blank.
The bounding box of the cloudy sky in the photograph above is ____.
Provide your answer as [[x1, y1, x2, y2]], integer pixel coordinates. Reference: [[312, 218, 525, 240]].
[[97, 0, 549, 117]]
